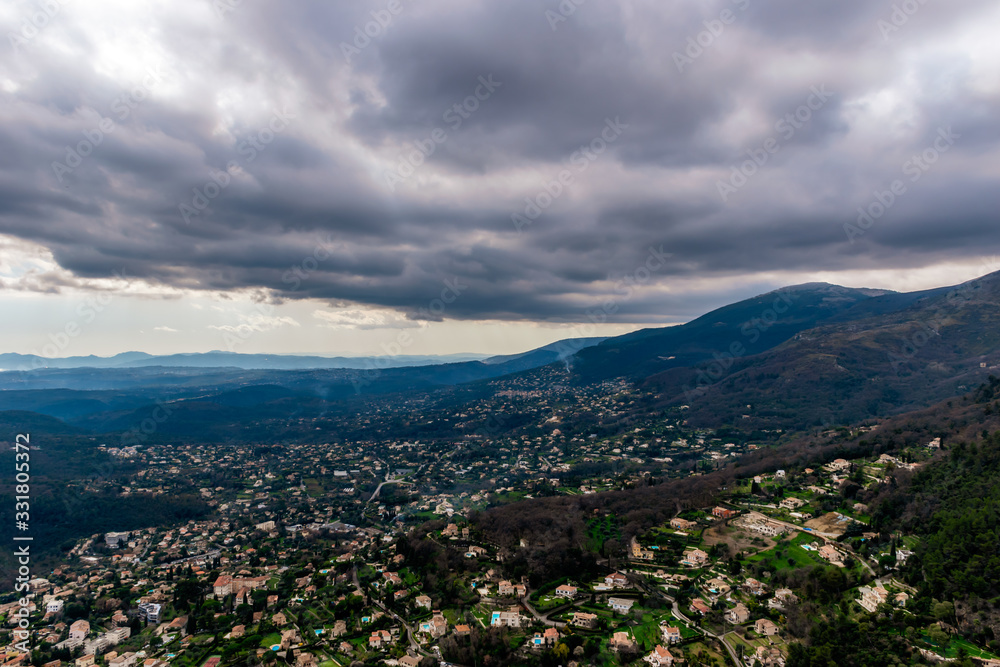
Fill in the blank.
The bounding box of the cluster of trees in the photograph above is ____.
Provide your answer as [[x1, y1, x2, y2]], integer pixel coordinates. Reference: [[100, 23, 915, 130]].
[[873, 431, 1000, 601]]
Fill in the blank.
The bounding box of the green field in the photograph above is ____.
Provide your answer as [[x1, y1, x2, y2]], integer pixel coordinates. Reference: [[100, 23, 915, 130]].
[[745, 532, 823, 572]]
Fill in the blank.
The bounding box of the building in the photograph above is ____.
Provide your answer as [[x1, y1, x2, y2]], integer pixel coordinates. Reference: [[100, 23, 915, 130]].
[[418, 612, 448, 638], [681, 548, 709, 567], [610, 632, 636, 652], [167, 616, 188, 638], [555, 584, 578, 598], [712, 507, 737, 520], [108, 653, 138, 667], [609, 597, 636, 613], [780, 497, 806, 510], [415, 595, 432, 609], [755, 619, 780, 636], [608, 632, 635, 651], [645, 645, 674, 667], [770, 588, 799, 609], [858, 585, 890, 613], [749, 520, 786, 537], [490, 610, 522, 628], [818, 545, 842, 565], [213, 575, 270, 600], [213, 576, 233, 598], [105, 532, 129, 548], [725, 603, 750, 625], [571, 612, 598, 629], [70, 620, 90, 641], [83, 627, 131, 656], [137, 603, 161, 624], [605, 572, 629, 588], [75, 657, 95, 667], [46, 600, 64, 614], [661, 626, 682, 644], [368, 630, 391, 650], [743, 578, 766, 596], [690, 599, 711, 616], [670, 517, 697, 532], [755, 646, 786, 667], [531, 628, 560, 648], [704, 578, 731, 596], [829, 459, 851, 471], [631, 537, 655, 561]]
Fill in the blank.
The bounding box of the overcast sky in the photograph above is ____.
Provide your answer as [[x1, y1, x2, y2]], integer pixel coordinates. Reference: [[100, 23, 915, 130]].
[[1, 0, 998, 357]]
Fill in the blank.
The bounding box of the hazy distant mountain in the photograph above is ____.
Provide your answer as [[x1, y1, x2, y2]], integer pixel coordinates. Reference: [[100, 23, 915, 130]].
[[0, 335, 610, 426], [0, 350, 489, 371]]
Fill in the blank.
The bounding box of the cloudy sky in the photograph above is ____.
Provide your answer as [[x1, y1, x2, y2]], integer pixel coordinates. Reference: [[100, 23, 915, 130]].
[[1, 0, 998, 357]]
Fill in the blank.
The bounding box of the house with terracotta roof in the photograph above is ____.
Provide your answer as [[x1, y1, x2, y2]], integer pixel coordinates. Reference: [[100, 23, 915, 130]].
[[645, 645, 674, 667], [661, 626, 682, 644], [604, 572, 629, 588], [555, 584, 578, 598], [690, 599, 711, 615]]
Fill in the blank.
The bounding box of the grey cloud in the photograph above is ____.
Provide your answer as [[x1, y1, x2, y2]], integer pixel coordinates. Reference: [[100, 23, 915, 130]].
[[0, 0, 998, 325]]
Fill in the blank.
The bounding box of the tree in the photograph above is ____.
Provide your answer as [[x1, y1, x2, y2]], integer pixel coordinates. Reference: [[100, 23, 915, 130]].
[[932, 601, 955, 623]]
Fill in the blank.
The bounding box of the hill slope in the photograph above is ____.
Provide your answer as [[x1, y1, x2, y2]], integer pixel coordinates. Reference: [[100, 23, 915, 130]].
[[648, 272, 1000, 428], [571, 283, 892, 382]]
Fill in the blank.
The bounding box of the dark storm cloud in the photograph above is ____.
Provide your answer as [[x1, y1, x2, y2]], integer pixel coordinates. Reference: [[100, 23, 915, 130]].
[[0, 0, 998, 324]]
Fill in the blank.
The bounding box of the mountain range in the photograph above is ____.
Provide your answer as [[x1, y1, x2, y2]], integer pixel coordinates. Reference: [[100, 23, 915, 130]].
[[0, 350, 491, 371], [2, 271, 999, 435]]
